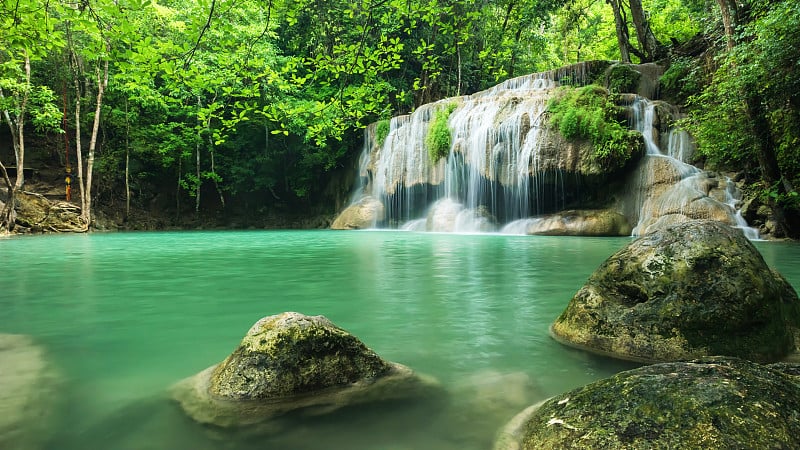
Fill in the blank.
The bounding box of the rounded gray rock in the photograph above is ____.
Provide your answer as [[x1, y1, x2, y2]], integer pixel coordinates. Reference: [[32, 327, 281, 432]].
[[171, 312, 440, 427], [551, 220, 800, 363]]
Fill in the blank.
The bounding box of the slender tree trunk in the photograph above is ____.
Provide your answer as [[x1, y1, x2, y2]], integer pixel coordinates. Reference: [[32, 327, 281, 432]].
[[195, 96, 202, 214], [74, 76, 85, 219], [206, 114, 225, 209], [0, 159, 15, 232], [13, 55, 31, 189], [176, 157, 182, 219], [0, 54, 31, 190], [195, 138, 201, 213], [608, 0, 632, 63], [83, 56, 109, 226], [125, 100, 130, 218], [0, 89, 21, 191]]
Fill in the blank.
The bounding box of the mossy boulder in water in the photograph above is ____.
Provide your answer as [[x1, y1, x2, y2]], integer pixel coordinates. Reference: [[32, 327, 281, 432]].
[[551, 220, 800, 363], [495, 357, 800, 450], [171, 312, 440, 427]]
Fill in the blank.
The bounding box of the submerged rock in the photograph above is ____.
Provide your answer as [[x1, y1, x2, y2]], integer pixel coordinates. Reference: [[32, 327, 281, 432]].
[[495, 357, 800, 450], [525, 209, 631, 236], [0, 334, 61, 450], [330, 195, 384, 229], [172, 312, 440, 427], [551, 220, 800, 363]]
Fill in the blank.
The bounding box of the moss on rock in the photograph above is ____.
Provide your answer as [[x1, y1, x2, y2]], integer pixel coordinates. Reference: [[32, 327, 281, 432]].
[[171, 312, 441, 427], [552, 220, 800, 363], [210, 313, 391, 399], [495, 357, 800, 449]]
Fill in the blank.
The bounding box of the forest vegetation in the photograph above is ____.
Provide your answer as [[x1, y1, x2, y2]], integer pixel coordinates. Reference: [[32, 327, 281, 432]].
[[0, 0, 798, 235]]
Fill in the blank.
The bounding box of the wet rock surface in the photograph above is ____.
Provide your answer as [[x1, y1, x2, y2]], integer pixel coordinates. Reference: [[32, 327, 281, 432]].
[[172, 312, 441, 427], [0, 334, 60, 450], [525, 209, 631, 236], [495, 357, 800, 450], [330, 195, 384, 229], [552, 220, 800, 363]]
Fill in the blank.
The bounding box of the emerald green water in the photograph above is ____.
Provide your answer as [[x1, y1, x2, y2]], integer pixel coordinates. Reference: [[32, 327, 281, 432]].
[[2, 231, 798, 449]]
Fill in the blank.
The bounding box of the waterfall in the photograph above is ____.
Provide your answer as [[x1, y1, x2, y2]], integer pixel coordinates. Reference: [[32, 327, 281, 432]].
[[367, 73, 559, 232], [628, 97, 755, 237], [335, 62, 759, 237], [724, 177, 761, 240]]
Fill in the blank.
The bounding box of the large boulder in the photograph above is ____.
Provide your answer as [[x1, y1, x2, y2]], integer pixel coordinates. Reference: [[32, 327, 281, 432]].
[[495, 357, 800, 450], [13, 192, 85, 233], [551, 220, 800, 363], [0, 334, 61, 450], [171, 312, 440, 427], [525, 209, 631, 236], [330, 195, 384, 230]]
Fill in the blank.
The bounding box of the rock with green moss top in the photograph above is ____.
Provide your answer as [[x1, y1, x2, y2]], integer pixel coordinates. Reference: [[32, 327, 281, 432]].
[[495, 357, 800, 450], [552, 220, 800, 363], [525, 209, 631, 236], [172, 312, 441, 427]]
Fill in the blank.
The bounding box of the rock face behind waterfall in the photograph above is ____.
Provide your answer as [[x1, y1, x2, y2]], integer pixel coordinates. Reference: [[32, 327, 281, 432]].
[[330, 195, 384, 229], [171, 312, 439, 427], [494, 357, 800, 450], [551, 220, 800, 363]]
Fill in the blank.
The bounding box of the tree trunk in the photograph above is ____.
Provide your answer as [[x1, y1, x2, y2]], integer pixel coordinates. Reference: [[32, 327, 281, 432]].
[[745, 94, 791, 236], [74, 76, 85, 220], [716, 0, 735, 50], [125, 100, 130, 218], [629, 0, 664, 61], [13, 55, 31, 189], [0, 159, 15, 232], [608, 0, 632, 63], [83, 56, 108, 227], [195, 137, 201, 213], [0, 54, 31, 190]]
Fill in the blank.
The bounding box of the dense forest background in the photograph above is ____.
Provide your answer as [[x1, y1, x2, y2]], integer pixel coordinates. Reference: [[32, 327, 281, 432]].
[[1, 0, 798, 234]]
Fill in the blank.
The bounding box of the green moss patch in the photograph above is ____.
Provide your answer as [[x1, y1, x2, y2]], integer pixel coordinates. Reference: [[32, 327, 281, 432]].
[[374, 119, 390, 148], [425, 102, 458, 162], [547, 85, 642, 168], [506, 357, 800, 450]]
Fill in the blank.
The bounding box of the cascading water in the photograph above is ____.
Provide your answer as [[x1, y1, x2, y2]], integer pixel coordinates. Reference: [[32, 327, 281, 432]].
[[628, 97, 758, 238], [367, 74, 561, 232], [334, 62, 759, 238]]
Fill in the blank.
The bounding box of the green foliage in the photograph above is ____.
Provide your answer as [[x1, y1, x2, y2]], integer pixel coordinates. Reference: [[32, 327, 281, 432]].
[[425, 102, 458, 162], [606, 64, 641, 93], [374, 119, 390, 148], [659, 57, 704, 102], [548, 85, 640, 168]]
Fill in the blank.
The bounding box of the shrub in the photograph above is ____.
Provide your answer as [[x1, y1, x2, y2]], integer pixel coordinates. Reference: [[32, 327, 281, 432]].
[[548, 85, 640, 168], [374, 119, 390, 148], [426, 102, 458, 161]]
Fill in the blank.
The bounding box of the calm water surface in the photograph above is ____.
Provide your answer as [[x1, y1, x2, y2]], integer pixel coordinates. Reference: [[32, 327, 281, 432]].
[[2, 231, 798, 449]]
